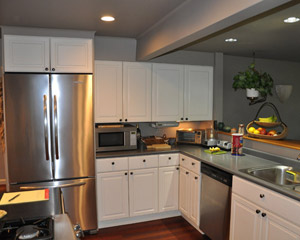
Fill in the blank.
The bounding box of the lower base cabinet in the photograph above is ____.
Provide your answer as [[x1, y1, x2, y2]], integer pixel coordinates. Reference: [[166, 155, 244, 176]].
[[129, 168, 158, 217], [97, 171, 129, 221]]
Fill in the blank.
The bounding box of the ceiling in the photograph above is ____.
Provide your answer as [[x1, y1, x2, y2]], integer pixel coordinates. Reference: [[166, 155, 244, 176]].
[[0, 0, 186, 38], [0, 0, 299, 62], [183, 2, 300, 62]]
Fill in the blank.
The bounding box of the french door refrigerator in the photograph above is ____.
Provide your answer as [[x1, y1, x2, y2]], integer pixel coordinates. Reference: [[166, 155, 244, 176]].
[[3, 73, 97, 231]]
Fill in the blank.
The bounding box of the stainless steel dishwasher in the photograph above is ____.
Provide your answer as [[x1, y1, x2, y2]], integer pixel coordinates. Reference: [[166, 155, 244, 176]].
[[200, 163, 232, 240]]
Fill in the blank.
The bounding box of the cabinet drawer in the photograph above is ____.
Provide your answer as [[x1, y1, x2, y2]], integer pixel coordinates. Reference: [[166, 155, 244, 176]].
[[129, 155, 158, 170], [159, 154, 179, 167], [96, 157, 128, 173], [233, 176, 300, 227], [180, 154, 200, 174]]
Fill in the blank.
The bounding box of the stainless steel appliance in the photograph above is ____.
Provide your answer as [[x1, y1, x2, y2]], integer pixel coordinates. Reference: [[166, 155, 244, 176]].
[[217, 140, 232, 150], [203, 128, 218, 147], [176, 129, 205, 145], [200, 163, 232, 240], [95, 124, 137, 152], [3, 73, 97, 231]]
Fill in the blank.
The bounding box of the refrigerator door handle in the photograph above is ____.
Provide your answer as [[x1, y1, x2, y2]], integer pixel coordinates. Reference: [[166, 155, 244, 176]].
[[43, 95, 50, 160], [54, 95, 59, 160]]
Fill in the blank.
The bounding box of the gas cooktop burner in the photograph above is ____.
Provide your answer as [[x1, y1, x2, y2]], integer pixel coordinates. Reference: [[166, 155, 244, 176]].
[[0, 216, 54, 240]]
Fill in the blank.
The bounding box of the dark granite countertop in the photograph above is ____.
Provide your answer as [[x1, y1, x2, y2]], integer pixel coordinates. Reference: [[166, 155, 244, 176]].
[[96, 145, 300, 202]]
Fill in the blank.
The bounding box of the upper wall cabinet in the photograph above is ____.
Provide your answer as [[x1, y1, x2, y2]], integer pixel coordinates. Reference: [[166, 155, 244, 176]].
[[184, 65, 213, 121], [152, 63, 213, 122], [94, 61, 152, 123], [152, 63, 184, 122], [4, 35, 93, 73]]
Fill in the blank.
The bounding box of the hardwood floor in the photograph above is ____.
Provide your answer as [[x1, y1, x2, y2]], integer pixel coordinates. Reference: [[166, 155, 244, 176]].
[[83, 217, 206, 240]]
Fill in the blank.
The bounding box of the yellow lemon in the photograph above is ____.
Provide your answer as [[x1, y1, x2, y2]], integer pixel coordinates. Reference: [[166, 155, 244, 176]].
[[254, 130, 260, 134], [248, 127, 256, 133]]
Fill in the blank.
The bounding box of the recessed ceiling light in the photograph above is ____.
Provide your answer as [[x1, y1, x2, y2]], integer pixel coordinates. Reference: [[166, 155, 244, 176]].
[[225, 38, 237, 42], [101, 16, 115, 22], [283, 17, 299, 23]]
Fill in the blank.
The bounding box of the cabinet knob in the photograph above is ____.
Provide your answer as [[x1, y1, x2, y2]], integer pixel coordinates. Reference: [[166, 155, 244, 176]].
[[182, 158, 185, 161], [195, 176, 198, 180], [185, 118, 188, 120], [186, 172, 189, 175], [262, 213, 267, 217], [181, 117, 184, 120], [125, 172, 128, 175], [130, 172, 133, 175], [45, 67, 49, 71], [168, 157, 171, 160], [143, 159, 146, 163], [176, 167, 179, 170], [192, 162, 195, 166], [256, 209, 261, 214], [111, 162, 115, 165], [52, 68, 55, 71], [260, 194, 265, 198], [125, 119, 128, 122]]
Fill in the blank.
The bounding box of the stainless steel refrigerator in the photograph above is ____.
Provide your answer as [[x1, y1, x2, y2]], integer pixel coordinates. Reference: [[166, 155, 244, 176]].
[[3, 73, 97, 231]]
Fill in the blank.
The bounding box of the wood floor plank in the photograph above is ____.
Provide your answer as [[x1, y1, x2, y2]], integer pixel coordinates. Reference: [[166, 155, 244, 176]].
[[83, 217, 205, 240]]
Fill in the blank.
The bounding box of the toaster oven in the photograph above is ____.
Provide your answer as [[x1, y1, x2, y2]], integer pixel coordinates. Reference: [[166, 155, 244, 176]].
[[176, 129, 205, 145]]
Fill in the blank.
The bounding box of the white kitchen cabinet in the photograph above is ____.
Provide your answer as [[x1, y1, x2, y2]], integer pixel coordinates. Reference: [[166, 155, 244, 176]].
[[97, 171, 129, 221], [94, 61, 123, 123], [179, 166, 191, 217], [152, 63, 184, 121], [129, 168, 158, 217], [4, 35, 93, 73], [123, 62, 152, 122], [159, 166, 179, 212], [230, 177, 300, 240], [184, 65, 213, 121], [4, 35, 50, 72], [50, 37, 93, 73], [189, 171, 200, 225]]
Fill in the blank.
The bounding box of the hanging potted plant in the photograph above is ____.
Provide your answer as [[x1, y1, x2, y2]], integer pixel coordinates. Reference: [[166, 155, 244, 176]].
[[232, 63, 274, 103]]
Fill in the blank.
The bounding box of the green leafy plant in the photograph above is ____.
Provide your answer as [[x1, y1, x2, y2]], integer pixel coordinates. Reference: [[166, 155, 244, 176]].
[[232, 63, 274, 97]]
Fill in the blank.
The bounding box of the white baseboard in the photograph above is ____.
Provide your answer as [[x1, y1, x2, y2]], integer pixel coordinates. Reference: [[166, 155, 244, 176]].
[[0, 179, 6, 185], [98, 210, 181, 229]]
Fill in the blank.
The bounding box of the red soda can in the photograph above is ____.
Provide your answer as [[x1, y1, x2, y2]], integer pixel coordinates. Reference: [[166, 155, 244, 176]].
[[231, 133, 243, 155]]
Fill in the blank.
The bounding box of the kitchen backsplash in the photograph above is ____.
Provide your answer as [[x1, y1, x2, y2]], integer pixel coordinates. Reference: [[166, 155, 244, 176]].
[[137, 121, 214, 138]]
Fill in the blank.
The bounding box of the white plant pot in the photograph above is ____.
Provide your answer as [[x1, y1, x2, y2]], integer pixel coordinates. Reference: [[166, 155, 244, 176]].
[[246, 88, 259, 98]]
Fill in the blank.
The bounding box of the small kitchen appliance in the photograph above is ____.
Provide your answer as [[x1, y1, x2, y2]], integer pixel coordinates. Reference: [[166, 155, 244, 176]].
[[203, 128, 218, 147], [95, 124, 137, 152], [176, 129, 205, 145], [217, 140, 232, 150]]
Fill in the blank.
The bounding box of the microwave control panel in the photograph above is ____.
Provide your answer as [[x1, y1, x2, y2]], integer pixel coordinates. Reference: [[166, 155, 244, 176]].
[[130, 131, 137, 146]]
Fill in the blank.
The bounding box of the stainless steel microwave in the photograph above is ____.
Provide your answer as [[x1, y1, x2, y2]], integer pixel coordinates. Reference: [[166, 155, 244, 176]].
[[95, 125, 137, 152]]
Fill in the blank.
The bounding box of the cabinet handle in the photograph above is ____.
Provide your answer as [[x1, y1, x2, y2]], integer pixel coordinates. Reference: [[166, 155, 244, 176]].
[[186, 172, 189, 175], [45, 67, 49, 71], [168, 157, 171, 160], [186, 118, 188, 120], [182, 158, 185, 161], [111, 162, 115, 165], [52, 68, 55, 71], [119, 119, 122, 122], [260, 194, 265, 198], [176, 167, 179, 170], [262, 213, 267, 217], [195, 176, 198, 180], [192, 162, 195, 166], [181, 117, 184, 120], [125, 119, 128, 122], [125, 172, 128, 175], [143, 159, 146, 163], [130, 172, 133, 175], [256, 209, 261, 214]]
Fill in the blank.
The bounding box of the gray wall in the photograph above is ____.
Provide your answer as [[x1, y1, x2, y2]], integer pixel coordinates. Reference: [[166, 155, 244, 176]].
[[223, 55, 300, 140]]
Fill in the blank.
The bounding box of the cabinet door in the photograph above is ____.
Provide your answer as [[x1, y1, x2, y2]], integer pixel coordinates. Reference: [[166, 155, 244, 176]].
[[152, 63, 184, 121], [262, 211, 300, 240], [97, 171, 129, 221], [179, 167, 190, 217], [4, 35, 50, 72], [123, 62, 152, 122], [159, 166, 179, 212], [184, 65, 213, 121], [189, 172, 200, 226], [50, 37, 93, 73], [129, 168, 158, 217], [230, 193, 262, 240], [94, 61, 123, 123]]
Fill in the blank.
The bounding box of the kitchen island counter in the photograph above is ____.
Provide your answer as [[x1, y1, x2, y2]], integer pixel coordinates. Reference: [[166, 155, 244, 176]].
[[96, 145, 300, 201]]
